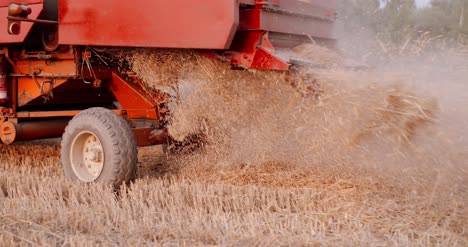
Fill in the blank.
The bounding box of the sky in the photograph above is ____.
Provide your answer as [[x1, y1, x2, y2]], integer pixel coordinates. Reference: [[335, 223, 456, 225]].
[[415, 0, 431, 8], [380, 0, 432, 8]]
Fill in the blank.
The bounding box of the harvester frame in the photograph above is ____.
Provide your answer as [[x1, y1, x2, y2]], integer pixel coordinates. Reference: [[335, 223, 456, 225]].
[[0, 0, 336, 186]]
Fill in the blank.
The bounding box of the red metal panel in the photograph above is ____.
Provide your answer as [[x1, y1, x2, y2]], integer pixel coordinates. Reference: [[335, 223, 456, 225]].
[[58, 0, 239, 49], [0, 3, 43, 43], [228, 31, 289, 70], [110, 73, 159, 120]]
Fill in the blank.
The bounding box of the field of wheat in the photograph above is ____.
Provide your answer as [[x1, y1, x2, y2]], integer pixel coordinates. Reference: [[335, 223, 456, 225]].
[[1, 44, 467, 246]]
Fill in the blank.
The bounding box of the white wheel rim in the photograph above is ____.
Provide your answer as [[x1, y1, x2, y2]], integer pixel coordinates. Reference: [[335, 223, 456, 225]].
[[70, 131, 105, 182]]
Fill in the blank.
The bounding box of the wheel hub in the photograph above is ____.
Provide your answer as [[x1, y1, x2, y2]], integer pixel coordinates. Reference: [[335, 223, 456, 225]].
[[70, 131, 105, 182]]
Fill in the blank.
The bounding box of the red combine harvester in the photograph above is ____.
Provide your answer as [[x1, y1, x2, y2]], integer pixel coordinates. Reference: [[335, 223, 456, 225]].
[[0, 0, 335, 186]]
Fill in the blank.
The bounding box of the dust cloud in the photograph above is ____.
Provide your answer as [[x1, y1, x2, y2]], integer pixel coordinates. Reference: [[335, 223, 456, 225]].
[[129, 41, 467, 204]]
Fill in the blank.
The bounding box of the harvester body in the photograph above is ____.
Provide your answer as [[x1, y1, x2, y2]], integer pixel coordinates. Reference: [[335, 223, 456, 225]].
[[0, 0, 336, 185]]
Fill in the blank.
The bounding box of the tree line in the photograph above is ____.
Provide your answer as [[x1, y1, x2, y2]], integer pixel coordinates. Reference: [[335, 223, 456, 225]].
[[338, 0, 468, 43]]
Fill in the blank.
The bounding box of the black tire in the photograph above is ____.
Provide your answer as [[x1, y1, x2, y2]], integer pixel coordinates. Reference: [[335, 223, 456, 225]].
[[61, 107, 137, 187]]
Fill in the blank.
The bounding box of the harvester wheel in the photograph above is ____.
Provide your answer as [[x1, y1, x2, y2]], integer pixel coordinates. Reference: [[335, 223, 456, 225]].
[[61, 108, 137, 187]]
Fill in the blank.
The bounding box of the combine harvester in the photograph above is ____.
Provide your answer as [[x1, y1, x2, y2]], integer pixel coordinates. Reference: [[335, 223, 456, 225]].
[[0, 0, 336, 186]]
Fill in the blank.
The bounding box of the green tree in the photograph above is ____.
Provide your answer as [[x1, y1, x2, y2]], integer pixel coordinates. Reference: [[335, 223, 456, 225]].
[[416, 0, 468, 36], [377, 0, 416, 42]]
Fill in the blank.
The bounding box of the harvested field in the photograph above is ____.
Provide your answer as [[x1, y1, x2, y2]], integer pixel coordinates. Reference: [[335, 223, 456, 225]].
[[0, 141, 466, 246], [1, 45, 467, 246]]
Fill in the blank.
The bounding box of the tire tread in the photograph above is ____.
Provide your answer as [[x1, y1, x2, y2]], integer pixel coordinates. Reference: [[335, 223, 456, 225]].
[[61, 107, 137, 187]]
